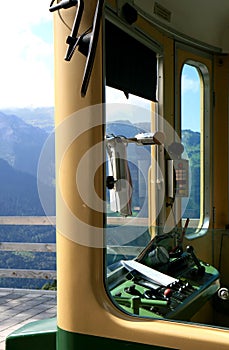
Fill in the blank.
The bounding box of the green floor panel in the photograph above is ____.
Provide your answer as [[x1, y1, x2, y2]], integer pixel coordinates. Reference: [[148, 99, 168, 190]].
[[57, 327, 177, 350], [5, 317, 57, 350]]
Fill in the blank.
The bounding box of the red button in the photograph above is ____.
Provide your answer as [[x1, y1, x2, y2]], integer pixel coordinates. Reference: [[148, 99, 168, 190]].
[[164, 288, 172, 297]]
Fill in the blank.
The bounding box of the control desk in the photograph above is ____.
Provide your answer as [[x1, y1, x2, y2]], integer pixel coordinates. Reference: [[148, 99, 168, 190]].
[[108, 235, 220, 321]]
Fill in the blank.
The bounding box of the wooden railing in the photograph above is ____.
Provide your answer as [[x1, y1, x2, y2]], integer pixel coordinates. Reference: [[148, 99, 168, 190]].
[[0, 216, 57, 281], [0, 216, 145, 283]]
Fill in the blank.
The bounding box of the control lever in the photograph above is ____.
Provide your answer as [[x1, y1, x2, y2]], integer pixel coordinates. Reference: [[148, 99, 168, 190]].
[[186, 245, 205, 276]]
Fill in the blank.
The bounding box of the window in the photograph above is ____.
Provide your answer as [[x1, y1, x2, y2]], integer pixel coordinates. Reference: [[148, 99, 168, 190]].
[[181, 62, 210, 235], [105, 86, 153, 272], [104, 20, 159, 271], [181, 64, 201, 220]]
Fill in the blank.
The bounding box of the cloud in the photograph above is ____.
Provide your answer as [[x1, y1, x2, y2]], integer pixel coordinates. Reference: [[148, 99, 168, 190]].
[[182, 73, 200, 94], [0, 1, 54, 108], [0, 1, 51, 27], [106, 87, 152, 123]]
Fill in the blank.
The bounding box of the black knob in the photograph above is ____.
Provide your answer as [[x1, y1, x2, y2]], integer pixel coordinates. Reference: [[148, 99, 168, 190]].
[[106, 176, 116, 189], [125, 285, 142, 297], [186, 245, 194, 254]]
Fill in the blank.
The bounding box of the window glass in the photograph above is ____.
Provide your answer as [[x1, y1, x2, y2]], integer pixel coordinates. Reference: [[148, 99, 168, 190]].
[[105, 87, 153, 272], [181, 64, 202, 228]]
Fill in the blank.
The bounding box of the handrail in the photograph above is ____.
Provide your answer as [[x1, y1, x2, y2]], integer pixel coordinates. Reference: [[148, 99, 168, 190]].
[[0, 268, 56, 280], [0, 216, 56, 225], [0, 216, 144, 283], [0, 242, 56, 252], [0, 215, 148, 226], [0, 216, 56, 282]]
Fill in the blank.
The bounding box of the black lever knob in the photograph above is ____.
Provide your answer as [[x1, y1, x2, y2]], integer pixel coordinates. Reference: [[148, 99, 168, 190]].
[[186, 245, 205, 276]]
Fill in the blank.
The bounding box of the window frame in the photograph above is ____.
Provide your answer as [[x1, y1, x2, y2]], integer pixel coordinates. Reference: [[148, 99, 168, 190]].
[[175, 44, 212, 239]]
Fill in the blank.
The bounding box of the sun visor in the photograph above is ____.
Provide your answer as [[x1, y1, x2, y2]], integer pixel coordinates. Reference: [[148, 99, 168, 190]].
[[105, 20, 157, 102]]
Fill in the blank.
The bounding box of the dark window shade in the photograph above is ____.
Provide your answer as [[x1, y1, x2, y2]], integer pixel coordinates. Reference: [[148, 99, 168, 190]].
[[105, 21, 157, 102]]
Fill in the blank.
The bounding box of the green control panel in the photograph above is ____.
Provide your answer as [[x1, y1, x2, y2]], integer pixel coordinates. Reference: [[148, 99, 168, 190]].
[[108, 242, 220, 321]]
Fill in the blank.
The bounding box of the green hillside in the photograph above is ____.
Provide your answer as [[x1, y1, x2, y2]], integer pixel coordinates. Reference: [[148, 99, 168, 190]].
[[182, 129, 200, 218]]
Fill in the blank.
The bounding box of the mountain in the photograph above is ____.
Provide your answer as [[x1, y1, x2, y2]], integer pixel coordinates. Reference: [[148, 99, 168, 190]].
[[106, 119, 149, 137], [1, 107, 54, 133], [0, 158, 46, 215], [182, 129, 201, 218], [182, 129, 200, 167], [0, 111, 55, 216], [0, 111, 50, 176]]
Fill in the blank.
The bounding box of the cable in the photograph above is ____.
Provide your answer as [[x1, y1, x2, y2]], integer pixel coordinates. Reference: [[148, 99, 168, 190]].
[[58, 10, 72, 31], [49, 0, 79, 32]]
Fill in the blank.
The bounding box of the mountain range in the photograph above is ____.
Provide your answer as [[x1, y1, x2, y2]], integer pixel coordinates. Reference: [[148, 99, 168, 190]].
[[0, 109, 55, 215], [1, 107, 54, 133], [0, 108, 200, 218]]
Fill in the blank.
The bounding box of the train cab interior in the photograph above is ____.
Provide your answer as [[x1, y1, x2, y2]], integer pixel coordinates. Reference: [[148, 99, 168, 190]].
[[5, 1, 229, 349], [103, 0, 229, 328]]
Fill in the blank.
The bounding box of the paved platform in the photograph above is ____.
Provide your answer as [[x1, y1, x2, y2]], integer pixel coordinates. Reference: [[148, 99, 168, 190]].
[[0, 288, 57, 350]]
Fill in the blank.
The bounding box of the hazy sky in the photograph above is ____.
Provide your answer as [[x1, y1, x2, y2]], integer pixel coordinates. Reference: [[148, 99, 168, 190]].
[[0, 1, 54, 108], [0, 2, 200, 133], [181, 64, 201, 131]]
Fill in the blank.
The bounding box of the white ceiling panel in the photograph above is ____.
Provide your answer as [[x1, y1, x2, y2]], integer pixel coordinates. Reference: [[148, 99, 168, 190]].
[[133, 0, 229, 52]]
